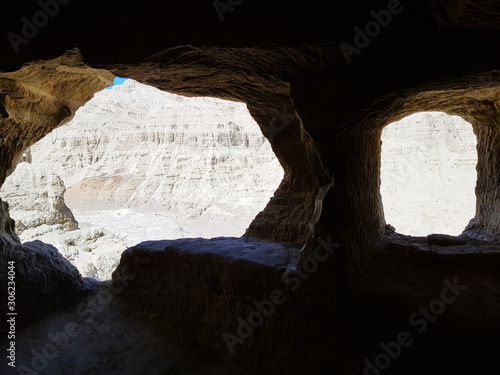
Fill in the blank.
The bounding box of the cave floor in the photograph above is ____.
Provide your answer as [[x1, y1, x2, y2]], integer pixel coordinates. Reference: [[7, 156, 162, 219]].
[[2, 282, 256, 375], [346, 233, 500, 375], [3, 234, 500, 375]]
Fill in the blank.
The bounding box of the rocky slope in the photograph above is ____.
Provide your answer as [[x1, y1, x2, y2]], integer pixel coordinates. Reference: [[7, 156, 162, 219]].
[[0, 162, 128, 280], [1, 162, 78, 234], [381, 111, 478, 236]]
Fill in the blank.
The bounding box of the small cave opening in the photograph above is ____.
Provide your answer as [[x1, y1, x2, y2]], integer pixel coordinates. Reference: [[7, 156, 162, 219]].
[[380, 111, 478, 236], [0, 78, 284, 280]]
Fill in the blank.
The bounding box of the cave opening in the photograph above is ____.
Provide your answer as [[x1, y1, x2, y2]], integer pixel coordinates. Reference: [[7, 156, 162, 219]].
[[380, 111, 478, 237], [0, 78, 284, 280]]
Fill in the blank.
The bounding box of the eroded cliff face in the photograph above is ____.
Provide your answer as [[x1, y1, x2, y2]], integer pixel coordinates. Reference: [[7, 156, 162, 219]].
[[0, 161, 128, 280], [0, 78, 284, 280], [24, 79, 283, 238], [0, 50, 114, 186], [381, 112, 477, 236], [1, 162, 78, 234], [0, 1, 500, 373]]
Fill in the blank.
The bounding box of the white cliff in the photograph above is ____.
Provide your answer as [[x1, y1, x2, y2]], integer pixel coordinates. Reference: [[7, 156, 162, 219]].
[[1, 79, 284, 279], [381, 111, 478, 236], [29, 79, 284, 239], [0, 162, 127, 280], [1, 162, 78, 234]]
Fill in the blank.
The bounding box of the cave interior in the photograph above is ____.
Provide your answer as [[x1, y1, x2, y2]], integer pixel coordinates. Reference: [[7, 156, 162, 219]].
[[1, 0, 500, 374]]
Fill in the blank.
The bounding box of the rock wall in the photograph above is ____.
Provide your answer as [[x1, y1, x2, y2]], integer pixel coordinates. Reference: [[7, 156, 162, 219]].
[[0, 199, 19, 248], [0, 162, 128, 280], [0, 52, 111, 329], [0, 49, 114, 186], [1, 162, 78, 233], [0, 2, 499, 363], [467, 104, 500, 241], [0, 230, 87, 333]]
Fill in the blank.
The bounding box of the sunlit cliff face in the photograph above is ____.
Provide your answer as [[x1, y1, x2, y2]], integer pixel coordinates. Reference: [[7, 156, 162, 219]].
[[0, 79, 284, 280], [381, 112, 477, 236]]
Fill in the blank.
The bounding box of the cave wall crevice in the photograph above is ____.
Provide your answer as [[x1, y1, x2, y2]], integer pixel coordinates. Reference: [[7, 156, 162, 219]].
[[465, 103, 500, 240]]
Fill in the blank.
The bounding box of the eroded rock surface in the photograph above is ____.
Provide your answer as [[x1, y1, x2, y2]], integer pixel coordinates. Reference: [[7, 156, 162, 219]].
[[0, 49, 114, 186], [0, 1, 500, 373], [1, 198, 86, 333], [1, 162, 77, 233], [0, 162, 128, 280], [111, 234, 500, 374], [111, 237, 302, 371], [27, 79, 283, 239], [381, 112, 477, 236], [0, 239, 87, 333], [1, 77, 284, 281], [0, 199, 19, 248]]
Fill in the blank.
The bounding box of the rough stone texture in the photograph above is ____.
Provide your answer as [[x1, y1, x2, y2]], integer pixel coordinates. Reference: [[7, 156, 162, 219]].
[[111, 235, 500, 374], [427, 233, 469, 246], [1, 162, 78, 233], [23, 78, 283, 238], [0, 239, 88, 333], [0, 1, 500, 373], [0, 199, 19, 248], [111, 238, 305, 372], [0, 162, 128, 280], [0, 49, 114, 186]]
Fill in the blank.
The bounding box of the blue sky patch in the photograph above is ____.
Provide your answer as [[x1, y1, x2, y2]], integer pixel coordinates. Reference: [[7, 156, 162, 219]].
[[105, 76, 129, 89]]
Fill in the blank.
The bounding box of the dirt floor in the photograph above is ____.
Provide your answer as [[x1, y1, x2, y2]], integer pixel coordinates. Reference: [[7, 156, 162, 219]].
[[1, 282, 256, 375]]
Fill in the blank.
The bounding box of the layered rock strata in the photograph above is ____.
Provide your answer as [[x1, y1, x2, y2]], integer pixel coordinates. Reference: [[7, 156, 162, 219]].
[[381, 111, 477, 236], [24, 78, 284, 239]]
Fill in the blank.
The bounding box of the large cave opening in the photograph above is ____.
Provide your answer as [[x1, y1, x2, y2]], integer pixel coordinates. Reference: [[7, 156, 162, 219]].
[[0, 78, 284, 280], [380, 111, 478, 236]]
